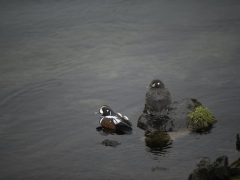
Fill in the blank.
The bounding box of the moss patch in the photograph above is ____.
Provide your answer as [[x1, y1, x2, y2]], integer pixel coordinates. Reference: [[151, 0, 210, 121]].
[[188, 106, 217, 128]]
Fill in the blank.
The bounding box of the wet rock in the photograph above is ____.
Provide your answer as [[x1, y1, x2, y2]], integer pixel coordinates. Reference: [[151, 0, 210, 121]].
[[138, 98, 196, 132], [197, 157, 210, 169], [208, 156, 229, 180], [188, 156, 230, 180], [229, 158, 240, 177], [236, 134, 240, 151], [101, 139, 121, 147]]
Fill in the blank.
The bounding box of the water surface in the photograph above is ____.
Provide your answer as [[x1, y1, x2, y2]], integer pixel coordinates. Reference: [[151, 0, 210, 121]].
[[1, 0, 240, 179]]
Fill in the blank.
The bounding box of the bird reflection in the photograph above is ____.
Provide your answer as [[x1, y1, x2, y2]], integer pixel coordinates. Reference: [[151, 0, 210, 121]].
[[96, 126, 132, 135]]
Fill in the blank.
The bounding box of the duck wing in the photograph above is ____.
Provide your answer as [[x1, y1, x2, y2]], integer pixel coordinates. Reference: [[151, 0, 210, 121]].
[[116, 113, 132, 127]]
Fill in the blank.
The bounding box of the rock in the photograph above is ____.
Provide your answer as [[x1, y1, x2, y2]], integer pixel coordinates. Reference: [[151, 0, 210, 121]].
[[101, 139, 121, 147], [197, 157, 211, 168], [208, 156, 229, 180], [151, 166, 168, 172], [138, 98, 196, 132], [229, 158, 240, 176], [236, 134, 240, 151], [189, 168, 209, 180], [188, 156, 230, 180]]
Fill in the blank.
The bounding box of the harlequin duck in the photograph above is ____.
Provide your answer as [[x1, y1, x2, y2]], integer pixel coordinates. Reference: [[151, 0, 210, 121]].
[[145, 79, 172, 115], [96, 105, 132, 130]]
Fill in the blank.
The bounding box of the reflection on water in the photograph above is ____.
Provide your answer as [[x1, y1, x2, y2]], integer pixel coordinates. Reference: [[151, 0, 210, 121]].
[[189, 125, 214, 135], [145, 131, 172, 155], [96, 126, 132, 135]]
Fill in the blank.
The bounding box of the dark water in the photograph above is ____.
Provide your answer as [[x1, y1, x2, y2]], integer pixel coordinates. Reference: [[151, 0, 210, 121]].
[[1, 0, 240, 179]]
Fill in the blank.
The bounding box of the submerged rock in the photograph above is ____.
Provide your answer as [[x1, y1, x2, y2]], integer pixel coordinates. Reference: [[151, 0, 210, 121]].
[[101, 139, 121, 147], [145, 131, 172, 150], [236, 134, 240, 151], [189, 156, 240, 180], [188, 156, 229, 180], [229, 158, 240, 177], [138, 98, 197, 132]]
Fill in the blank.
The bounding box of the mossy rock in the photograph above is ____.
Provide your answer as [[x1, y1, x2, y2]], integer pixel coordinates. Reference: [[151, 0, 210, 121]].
[[145, 131, 172, 149], [188, 106, 217, 128]]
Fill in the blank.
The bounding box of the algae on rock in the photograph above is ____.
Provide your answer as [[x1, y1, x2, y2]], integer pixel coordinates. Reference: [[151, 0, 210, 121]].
[[188, 106, 217, 128]]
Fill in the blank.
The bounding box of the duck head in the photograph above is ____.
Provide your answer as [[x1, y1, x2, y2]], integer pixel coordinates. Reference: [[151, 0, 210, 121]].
[[150, 79, 165, 88]]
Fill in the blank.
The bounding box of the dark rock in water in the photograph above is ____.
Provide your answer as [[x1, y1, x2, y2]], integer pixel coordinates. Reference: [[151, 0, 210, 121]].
[[197, 157, 210, 169], [188, 156, 231, 180], [229, 158, 240, 176], [138, 98, 196, 132], [236, 134, 240, 151], [208, 156, 229, 180], [151, 166, 168, 172], [101, 139, 121, 147]]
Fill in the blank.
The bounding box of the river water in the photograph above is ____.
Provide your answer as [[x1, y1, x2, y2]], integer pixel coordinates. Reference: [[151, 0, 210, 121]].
[[1, 0, 240, 179]]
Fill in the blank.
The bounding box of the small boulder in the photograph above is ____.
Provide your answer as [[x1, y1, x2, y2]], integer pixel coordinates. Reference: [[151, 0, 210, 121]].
[[188, 156, 230, 180], [229, 158, 240, 177], [138, 98, 196, 132], [101, 139, 121, 147]]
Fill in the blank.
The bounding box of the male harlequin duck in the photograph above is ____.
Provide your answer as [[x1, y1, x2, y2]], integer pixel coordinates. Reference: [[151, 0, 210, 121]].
[[145, 79, 172, 115], [96, 105, 132, 130]]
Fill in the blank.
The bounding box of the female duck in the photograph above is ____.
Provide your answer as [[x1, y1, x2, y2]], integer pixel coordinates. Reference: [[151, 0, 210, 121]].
[[145, 79, 172, 115]]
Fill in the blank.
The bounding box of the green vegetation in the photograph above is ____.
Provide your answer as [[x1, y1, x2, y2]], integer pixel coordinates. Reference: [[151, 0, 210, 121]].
[[188, 106, 217, 128]]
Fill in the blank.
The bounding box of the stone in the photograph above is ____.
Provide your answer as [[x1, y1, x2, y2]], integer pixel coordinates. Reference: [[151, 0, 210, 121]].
[[101, 139, 121, 147], [138, 98, 196, 132], [188, 156, 230, 180]]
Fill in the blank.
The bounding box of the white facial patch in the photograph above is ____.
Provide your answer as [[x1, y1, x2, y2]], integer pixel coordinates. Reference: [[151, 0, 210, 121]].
[[99, 107, 103, 114], [152, 83, 155, 87]]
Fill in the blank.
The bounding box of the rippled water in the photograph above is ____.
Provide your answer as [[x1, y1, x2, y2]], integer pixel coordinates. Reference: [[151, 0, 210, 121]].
[[1, 0, 240, 179]]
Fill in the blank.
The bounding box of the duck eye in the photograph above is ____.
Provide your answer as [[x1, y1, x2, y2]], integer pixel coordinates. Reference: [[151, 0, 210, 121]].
[[158, 82, 160, 85], [107, 110, 109, 112]]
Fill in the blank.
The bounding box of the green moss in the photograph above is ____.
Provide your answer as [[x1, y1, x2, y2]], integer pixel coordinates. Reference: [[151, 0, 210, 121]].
[[188, 106, 217, 128]]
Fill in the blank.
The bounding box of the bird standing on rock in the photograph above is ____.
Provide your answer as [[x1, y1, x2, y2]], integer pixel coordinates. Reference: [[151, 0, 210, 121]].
[[145, 79, 172, 115]]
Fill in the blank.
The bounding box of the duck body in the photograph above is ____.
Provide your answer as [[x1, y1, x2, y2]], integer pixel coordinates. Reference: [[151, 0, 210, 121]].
[[97, 105, 132, 130], [145, 79, 172, 115]]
